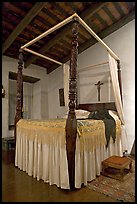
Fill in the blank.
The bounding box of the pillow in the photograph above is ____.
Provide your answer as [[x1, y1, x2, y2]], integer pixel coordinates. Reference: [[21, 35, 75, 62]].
[[62, 109, 90, 119], [75, 109, 90, 119]]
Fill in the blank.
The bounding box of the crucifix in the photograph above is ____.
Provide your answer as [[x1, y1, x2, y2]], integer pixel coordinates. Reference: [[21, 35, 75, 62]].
[[95, 80, 103, 101]]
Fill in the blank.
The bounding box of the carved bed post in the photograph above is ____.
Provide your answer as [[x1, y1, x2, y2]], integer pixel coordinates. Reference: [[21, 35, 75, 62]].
[[65, 17, 79, 190], [21, 82, 23, 118], [117, 60, 123, 103], [14, 48, 23, 144]]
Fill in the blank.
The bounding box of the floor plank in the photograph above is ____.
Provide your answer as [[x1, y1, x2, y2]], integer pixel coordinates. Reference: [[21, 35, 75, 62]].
[[2, 150, 121, 202]]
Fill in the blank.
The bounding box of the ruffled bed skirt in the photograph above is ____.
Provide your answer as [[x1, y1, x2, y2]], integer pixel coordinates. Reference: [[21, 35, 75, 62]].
[[15, 118, 123, 189]]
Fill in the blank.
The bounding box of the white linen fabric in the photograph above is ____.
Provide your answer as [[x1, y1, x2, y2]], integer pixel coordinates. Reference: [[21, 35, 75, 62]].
[[75, 136, 122, 188], [108, 53, 124, 124], [108, 52, 129, 151]]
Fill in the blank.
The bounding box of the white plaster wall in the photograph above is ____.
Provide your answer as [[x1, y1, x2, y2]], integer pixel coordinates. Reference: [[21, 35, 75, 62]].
[[41, 78, 49, 119], [78, 65, 113, 103], [2, 56, 48, 138], [48, 20, 135, 153], [48, 66, 68, 119], [32, 80, 41, 119]]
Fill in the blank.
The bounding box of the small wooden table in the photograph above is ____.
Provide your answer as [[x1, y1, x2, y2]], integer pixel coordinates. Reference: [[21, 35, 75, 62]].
[[102, 155, 133, 181]]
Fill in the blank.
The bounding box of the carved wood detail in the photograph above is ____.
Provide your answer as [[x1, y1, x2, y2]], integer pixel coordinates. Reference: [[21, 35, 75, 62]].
[[65, 17, 79, 190], [14, 49, 23, 142]]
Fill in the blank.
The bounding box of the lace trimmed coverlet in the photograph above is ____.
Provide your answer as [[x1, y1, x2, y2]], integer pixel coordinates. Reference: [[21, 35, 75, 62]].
[[15, 116, 123, 189]]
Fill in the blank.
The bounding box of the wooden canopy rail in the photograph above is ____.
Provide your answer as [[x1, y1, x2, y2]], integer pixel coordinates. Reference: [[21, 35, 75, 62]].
[[21, 13, 120, 61], [14, 14, 123, 190], [23, 47, 62, 65]]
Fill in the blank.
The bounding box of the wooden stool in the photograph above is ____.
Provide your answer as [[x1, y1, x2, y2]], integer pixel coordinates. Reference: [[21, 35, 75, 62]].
[[102, 155, 133, 181]]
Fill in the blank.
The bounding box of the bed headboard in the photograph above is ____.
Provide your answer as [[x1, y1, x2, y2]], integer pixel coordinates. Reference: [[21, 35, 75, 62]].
[[77, 102, 117, 112]]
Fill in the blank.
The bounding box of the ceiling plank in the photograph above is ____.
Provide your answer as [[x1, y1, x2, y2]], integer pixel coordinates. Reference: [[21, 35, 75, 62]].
[[66, 2, 79, 13], [24, 22, 73, 68], [42, 7, 61, 23], [78, 10, 135, 54], [113, 2, 126, 17], [25, 2, 107, 68], [48, 10, 135, 74], [103, 5, 117, 23], [93, 13, 108, 27], [80, 2, 108, 21], [50, 2, 69, 18], [2, 2, 47, 54]]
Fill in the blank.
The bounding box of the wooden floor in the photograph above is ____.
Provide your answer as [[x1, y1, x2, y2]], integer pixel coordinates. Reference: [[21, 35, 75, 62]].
[[2, 150, 122, 202]]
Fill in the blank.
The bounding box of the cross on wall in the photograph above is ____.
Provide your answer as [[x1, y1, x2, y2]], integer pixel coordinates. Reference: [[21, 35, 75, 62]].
[[95, 80, 104, 101]]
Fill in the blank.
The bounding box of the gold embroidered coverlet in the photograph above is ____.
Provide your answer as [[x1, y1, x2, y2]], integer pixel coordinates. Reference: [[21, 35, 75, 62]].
[[17, 117, 121, 151]]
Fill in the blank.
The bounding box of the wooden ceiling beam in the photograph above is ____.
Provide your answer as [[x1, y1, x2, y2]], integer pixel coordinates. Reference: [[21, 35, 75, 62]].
[[2, 2, 47, 54], [80, 2, 108, 21], [102, 6, 117, 23], [48, 10, 135, 74], [113, 2, 126, 16], [25, 2, 107, 69], [50, 2, 69, 17], [78, 10, 135, 53], [24, 22, 73, 68]]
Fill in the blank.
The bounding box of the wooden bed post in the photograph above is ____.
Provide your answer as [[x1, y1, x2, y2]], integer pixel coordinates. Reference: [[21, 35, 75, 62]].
[[117, 60, 123, 103], [14, 48, 23, 144], [65, 17, 79, 190]]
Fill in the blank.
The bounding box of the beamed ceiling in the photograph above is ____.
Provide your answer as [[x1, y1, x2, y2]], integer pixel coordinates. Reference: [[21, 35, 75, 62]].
[[2, 2, 135, 74]]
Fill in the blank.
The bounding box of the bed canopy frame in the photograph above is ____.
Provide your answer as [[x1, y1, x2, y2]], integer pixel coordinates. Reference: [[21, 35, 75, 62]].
[[14, 13, 123, 190]]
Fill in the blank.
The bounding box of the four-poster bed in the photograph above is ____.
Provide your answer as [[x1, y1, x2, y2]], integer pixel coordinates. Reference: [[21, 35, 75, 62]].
[[14, 13, 126, 190]]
